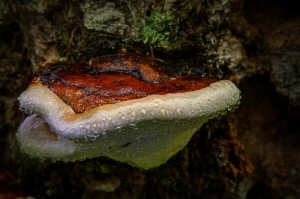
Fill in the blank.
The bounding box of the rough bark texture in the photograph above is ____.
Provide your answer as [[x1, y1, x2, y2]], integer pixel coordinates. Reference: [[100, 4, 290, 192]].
[[0, 0, 299, 198]]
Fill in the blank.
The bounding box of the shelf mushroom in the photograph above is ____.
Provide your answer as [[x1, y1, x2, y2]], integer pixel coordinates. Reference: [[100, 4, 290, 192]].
[[17, 53, 241, 169]]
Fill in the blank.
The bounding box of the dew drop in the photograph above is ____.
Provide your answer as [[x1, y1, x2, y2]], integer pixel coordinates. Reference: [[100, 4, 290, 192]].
[[116, 126, 121, 130], [66, 90, 71, 96], [207, 99, 211, 105], [89, 134, 99, 141], [129, 123, 136, 127], [141, 109, 146, 114]]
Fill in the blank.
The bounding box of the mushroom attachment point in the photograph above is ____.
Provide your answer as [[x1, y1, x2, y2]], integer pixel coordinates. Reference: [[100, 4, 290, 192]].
[[17, 54, 241, 169]]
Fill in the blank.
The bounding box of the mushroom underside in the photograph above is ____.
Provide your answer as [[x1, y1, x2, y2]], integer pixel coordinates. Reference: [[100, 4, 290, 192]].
[[18, 114, 208, 169]]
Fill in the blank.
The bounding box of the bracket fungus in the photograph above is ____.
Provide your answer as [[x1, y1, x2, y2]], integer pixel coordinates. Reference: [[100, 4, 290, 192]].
[[17, 53, 241, 169]]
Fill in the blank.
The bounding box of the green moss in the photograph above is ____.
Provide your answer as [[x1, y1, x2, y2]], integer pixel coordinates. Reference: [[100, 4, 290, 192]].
[[142, 11, 181, 51], [55, 28, 81, 62]]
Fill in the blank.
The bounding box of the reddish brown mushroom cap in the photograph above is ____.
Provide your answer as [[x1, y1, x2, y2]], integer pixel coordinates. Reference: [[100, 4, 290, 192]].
[[17, 54, 241, 169], [33, 54, 216, 113], [88, 53, 171, 82]]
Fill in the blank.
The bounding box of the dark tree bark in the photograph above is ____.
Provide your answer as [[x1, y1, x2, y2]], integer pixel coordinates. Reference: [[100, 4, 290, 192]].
[[0, 0, 299, 198]]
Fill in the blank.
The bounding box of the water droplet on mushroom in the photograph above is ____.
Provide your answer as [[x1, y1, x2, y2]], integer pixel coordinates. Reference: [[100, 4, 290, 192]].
[[207, 99, 211, 105], [116, 126, 121, 130], [89, 134, 99, 141], [66, 90, 71, 96], [129, 123, 136, 127]]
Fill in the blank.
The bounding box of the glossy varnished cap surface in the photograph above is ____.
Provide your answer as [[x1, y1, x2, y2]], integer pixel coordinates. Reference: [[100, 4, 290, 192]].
[[33, 54, 216, 113]]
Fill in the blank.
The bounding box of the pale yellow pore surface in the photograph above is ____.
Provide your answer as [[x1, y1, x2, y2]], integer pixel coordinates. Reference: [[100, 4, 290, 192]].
[[17, 80, 240, 169]]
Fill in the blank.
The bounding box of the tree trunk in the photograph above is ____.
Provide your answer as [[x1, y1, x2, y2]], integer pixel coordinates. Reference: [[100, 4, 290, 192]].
[[0, 0, 299, 198]]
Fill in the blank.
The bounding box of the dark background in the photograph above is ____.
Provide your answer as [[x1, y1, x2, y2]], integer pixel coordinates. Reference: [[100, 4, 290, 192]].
[[0, 0, 299, 198]]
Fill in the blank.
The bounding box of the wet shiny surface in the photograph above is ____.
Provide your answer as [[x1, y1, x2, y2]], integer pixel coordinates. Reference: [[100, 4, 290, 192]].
[[33, 55, 216, 113]]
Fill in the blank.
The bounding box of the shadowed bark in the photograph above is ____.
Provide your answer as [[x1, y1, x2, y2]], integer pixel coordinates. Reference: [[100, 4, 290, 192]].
[[0, 0, 299, 198]]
